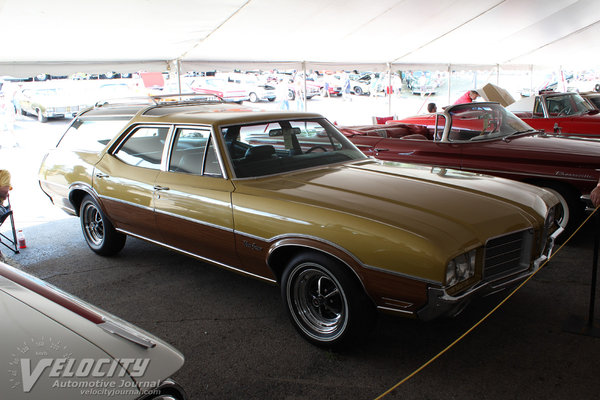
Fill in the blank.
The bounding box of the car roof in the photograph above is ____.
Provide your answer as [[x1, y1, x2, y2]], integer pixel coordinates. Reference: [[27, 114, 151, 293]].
[[78, 99, 324, 126]]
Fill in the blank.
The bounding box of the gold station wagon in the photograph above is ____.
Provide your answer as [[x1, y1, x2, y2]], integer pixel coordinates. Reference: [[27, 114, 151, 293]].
[[39, 98, 562, 347]]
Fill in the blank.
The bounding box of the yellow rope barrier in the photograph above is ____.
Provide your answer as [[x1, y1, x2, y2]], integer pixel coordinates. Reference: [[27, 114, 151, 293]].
[[374, 206, 599, 400]]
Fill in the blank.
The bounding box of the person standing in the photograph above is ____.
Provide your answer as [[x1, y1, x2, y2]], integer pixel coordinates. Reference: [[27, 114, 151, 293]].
[[342, 73, 351, 101], [453, 90, 480, 105], [277, 79, 290, 111]]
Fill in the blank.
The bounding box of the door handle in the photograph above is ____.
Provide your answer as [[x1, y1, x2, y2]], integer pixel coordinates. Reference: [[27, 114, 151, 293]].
[[374, 148, 389, 152], [153, 185, 170, 191], [95, 172, 109, 178]]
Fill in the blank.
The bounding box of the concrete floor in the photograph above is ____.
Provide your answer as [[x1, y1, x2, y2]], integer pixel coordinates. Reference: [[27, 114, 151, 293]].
[[1, 113, 599, 399]]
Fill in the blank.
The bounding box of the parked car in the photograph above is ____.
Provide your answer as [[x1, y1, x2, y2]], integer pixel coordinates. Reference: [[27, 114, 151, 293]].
[[39, 98, 561, 347], [15, 86, 90, 122], [340, 101, 600, 233], [225, 75, 276, 103], [506, 91, 600, 138], [285, 78, 320, 100], [0, 261, 186, 399], [406, 71, 438, 95], [579, 91, 600, 110], [348, 75, 371, 95], [317, 76, 343, 97], [189, 78, 248, 103]]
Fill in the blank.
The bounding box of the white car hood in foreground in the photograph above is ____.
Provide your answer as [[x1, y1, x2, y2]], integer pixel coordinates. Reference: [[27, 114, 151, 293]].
[[0, 262, 184, 399]]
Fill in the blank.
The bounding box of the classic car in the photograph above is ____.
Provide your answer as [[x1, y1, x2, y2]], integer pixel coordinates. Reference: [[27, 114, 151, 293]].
[[286, 77, 321, 100], [0, 261, 186, 399], [39, 98, 561, 347], [348, 75, 371, 96], [580, 91, 600, 110], [406, 71, 439, 95], [340, 102, 600, 234], [506, 91, 600, 138], [15, 86, 90, 123], [224, 75, 276, 103], [188, 78, 249, 103]]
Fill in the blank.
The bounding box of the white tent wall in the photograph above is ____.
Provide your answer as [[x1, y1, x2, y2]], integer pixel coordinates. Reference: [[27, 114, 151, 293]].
[[0, 0, 598, 72], [0, 61, 169, 78], [0, 0, 599, 123]]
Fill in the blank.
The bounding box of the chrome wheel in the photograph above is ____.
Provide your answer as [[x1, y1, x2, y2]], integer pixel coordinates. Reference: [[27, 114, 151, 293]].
[[286, 262, 348, 341], [82, 201, 104, 246], [79, 195, 126, 256], [281, 251, 376, 347]]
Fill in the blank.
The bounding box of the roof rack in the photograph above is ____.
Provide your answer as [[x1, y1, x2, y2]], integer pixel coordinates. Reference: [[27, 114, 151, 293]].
[[94, 93, 224, 109], [150, 92, 224, 104]]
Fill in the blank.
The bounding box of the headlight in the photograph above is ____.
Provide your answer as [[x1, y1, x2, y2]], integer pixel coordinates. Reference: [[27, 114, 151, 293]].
[[445, 249, 477, 287]]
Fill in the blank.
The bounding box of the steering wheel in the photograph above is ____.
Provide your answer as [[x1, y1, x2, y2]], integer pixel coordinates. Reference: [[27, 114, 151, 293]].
[[557, 107, 571, 116], [306, 145, 328, 153]]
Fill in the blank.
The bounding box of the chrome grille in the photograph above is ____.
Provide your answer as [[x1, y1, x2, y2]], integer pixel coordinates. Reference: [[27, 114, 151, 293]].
[[484, 229, 533, 280]]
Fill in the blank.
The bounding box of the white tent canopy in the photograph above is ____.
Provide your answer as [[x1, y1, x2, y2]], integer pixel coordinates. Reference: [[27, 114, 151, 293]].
[[0, 0, 599, 76]]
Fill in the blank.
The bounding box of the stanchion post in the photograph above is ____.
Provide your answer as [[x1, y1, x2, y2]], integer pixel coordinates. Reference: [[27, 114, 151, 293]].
[[563, 208, 600, 337]]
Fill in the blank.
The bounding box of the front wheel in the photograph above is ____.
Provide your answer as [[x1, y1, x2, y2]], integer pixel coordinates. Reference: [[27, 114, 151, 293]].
[[281, 251, 375, 348], [79, 195, 126, 256]]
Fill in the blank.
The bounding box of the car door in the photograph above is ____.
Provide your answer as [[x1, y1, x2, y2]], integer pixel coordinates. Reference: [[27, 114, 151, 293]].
[[93, 124, 169, 241], [153, 126, 239, 267]]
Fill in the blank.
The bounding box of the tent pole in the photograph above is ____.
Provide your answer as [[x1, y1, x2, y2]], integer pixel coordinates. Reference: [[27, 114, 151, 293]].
[[177, 59, 182, 96], [303, 61, 307, 111], [388, 63, 392, 116], [496, 64, 500, 85], [447, 64, 452, 105], [530, 64, 534, 94]]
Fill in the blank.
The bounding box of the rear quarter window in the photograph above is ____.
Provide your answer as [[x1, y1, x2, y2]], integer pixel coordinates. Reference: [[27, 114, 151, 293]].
[[57, 119, 130, 152]]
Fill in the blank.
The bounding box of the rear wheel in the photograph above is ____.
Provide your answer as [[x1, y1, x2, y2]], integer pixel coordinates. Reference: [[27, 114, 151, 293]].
[[281, 251, 375, 348], [79, 195, 126, 256]]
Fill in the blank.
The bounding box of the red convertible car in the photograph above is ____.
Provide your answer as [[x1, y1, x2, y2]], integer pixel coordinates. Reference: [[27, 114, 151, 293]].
[[506, 91, 600, 138], [340, 102, 600, 233]]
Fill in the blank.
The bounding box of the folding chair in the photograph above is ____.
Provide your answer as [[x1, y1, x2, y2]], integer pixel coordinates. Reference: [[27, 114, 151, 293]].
[[372, 115, 397, 125], [0, 197, 19, 254]]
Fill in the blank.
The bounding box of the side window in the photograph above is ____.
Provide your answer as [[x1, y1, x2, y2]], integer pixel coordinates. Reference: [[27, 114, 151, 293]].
[[546, 98, 563, 116], [114, 126, 169, 169], [169, 128, 222, 177], [57, 119, 129, 152]]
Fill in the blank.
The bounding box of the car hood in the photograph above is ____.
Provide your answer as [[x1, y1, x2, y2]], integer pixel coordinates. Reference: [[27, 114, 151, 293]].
[[495, 133, 600, 165], [234, 160, 555, 277]]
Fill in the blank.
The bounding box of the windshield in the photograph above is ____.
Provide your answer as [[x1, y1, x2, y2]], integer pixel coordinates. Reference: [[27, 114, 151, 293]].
[[221, 118, 366, 178], [544, 93, 594, 116], [447, 103, 535, 142]]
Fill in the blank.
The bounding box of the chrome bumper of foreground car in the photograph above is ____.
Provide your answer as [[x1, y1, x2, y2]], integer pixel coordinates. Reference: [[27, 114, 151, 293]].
[[417, 227, 563, 321]]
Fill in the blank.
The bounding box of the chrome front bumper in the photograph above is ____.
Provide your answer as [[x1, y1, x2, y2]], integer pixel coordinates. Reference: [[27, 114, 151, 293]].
[[417, 226, 563, 321]]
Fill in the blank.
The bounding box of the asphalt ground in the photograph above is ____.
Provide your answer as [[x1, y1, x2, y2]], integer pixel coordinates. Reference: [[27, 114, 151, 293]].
[[1, 106, 599, 399]]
